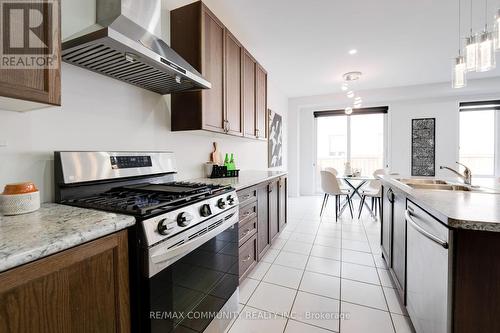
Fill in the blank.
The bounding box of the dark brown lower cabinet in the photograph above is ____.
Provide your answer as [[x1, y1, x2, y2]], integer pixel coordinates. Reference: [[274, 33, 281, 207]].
[[268, 180, 279, 242], [238, 234, 258, 282], [0, 230, 130, 333], [278, 176, 288, 231], [237, 175, 288, 281], [256, 184, 270, 259]]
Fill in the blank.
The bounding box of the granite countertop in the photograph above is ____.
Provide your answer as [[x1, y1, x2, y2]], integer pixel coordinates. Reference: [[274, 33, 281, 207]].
[[191, 170, 288, 191], [379, 175, 500, 232], [0, 203, 135, 273]]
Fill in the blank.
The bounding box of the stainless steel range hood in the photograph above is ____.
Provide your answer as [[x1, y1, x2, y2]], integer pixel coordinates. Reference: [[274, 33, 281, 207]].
[[62, 0, 211, 94]]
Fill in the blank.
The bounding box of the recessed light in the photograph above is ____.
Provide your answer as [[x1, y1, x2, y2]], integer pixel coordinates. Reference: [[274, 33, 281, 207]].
[[348, 49, 358, 55]]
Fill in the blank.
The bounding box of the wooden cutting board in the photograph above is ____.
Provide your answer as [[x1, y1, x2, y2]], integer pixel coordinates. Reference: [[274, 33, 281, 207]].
[[210, 142, 221, 165]]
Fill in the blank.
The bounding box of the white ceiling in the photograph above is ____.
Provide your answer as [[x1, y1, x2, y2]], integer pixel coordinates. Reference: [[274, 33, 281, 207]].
[[164, 0, 500, 98]]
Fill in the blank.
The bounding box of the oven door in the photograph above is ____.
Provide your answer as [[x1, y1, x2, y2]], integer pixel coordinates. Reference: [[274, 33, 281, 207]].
[[145, 208, 239, 333]]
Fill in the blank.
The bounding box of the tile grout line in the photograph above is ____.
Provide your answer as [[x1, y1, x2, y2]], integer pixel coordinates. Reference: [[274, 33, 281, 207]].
[[282, 213, 322, 333], [360, 211, 398, 333]]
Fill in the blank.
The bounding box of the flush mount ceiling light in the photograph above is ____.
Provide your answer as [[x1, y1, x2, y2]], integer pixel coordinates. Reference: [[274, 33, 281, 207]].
[[348, 49, 358, 55], [343, 71, 362, 82]]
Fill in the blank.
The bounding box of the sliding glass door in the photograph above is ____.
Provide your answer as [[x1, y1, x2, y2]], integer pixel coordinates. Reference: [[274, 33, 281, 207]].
[[315, 112, 386, 193]]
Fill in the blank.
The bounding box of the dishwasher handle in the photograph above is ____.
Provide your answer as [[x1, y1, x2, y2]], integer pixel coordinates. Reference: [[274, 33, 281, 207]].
[[405, 210, 449, 249]]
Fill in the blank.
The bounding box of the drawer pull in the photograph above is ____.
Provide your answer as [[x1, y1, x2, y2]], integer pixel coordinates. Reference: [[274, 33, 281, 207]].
[[241, 194, 251, 200], [405, 210, 448, 249], [241, 229, 251, 237], [241, 255, 252, 262], [243, 211, 251, 217]]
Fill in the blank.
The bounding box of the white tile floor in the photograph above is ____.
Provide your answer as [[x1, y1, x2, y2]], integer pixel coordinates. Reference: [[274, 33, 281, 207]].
[[226, 196, 414, 333]]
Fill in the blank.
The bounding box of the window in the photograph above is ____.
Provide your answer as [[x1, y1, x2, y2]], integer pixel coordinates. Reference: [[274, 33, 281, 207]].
[[459, 101, 500, 177], [314, 107, 387, 192]]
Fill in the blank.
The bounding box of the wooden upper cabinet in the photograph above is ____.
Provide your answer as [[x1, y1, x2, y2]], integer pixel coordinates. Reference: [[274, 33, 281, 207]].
[[201, 8, 225, 133], [255, 64, 267, 140], [243, 50, 256, 138], [170, 1, 267, 140], [0, 0, 61, 112], [224, 31, 243, 136]]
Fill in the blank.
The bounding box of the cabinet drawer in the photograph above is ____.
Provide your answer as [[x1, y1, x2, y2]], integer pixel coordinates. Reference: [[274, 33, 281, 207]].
[[239, 201, 257, 224], [237, 186, 257, 207], [239, 234, 257, 281], [239, 217, 257, 245]]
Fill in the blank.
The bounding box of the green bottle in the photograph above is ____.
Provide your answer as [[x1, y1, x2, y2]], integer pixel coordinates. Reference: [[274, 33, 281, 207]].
[[228, 153, 235, 170], [224, 153, 230, 168]]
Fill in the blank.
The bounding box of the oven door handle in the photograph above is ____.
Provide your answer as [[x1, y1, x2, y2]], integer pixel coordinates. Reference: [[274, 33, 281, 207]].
[[150, 212, 237, 265]]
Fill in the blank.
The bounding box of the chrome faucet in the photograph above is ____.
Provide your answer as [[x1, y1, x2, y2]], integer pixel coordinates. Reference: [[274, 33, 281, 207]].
[[440, 162, 472, 185]]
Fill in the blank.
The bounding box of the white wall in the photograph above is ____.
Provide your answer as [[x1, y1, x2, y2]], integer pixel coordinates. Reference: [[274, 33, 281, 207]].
[[288, 77, 500, 196], [0, 0, 288, 203]]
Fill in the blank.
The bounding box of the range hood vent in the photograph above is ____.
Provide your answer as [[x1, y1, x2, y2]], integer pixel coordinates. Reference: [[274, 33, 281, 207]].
[[62, 0, 211, 94]]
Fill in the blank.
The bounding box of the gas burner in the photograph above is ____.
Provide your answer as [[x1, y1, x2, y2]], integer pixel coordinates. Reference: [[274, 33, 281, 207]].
[[64, 181, 232, 217]]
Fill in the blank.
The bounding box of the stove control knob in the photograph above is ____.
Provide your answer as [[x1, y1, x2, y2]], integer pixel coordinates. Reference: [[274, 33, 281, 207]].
[[200, 204, 212, 217], [227, 195, 235, 205], [177, 212, 193, 227], [157, 219, 174, 235], [217, 198, 226, 209]]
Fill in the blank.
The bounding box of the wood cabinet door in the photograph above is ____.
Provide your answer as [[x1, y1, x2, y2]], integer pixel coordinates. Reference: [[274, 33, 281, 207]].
[[278, 176, 287, 231], [256, 184, 269, 258], [381, 186, 393, 266], [224, 31, 243, 136], [255, 64, 267, 139], [268, 180, 279, 242], [201, 8, 225, 133], [242, 50, 256, 138], [0, 0, 61, 109], [0, 231, 130, 333]]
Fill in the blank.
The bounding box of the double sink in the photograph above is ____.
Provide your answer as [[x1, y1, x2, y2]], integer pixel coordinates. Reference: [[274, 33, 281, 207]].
[[395, 178, 496, 193]]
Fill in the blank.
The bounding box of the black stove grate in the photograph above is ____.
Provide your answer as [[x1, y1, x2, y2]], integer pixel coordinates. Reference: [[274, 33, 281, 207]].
[[63, 181, 230, 217]]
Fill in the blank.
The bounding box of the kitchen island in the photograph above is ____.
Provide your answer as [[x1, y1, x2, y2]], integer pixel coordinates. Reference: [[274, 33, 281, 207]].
[[378, 175, 500, 333]]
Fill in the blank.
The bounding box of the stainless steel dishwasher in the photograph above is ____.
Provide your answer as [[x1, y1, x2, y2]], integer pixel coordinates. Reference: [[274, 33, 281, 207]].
[[405, 201, 453, 333]]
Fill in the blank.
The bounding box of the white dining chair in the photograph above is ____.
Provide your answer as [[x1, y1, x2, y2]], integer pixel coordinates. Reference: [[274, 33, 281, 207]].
[[358, 169, 385, 218], [325, 167, 349, 190], [320, 170, 354, 221]]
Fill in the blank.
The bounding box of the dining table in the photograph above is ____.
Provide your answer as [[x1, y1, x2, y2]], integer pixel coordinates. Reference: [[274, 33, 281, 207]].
[[337, 175, 377, 219]]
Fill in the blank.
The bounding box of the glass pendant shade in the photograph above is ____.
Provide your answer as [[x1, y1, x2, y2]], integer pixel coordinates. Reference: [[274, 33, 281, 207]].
[[452, 56, 467, 88], [477, 31, 496, 72], [495, 10, 500, 50], [465, 35, 478, 71]]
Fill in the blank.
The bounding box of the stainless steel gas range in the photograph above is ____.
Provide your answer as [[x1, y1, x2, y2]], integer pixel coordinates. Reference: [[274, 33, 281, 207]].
[[54, 151, 240, 333]]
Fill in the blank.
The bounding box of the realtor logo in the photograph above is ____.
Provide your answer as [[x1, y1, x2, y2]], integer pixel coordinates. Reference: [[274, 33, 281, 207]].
[[0, 0, 58, 68]]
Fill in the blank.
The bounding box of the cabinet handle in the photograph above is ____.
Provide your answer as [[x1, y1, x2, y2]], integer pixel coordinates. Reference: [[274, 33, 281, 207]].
[[243, 211, 251, 217], [387, 188, 394, 203], [241, 194, 251, 200], [241, 255, 252, 262], [405, 210, 449, 249], [241, 229, 251, 237], [255, 129, 259, 138]]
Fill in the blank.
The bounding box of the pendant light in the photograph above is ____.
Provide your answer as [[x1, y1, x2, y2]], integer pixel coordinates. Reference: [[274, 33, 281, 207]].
[[453, 0, 467, 88], [465, 0, 478, 71], [476, 0, 496, 71], [495, 9, 500, 50]]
